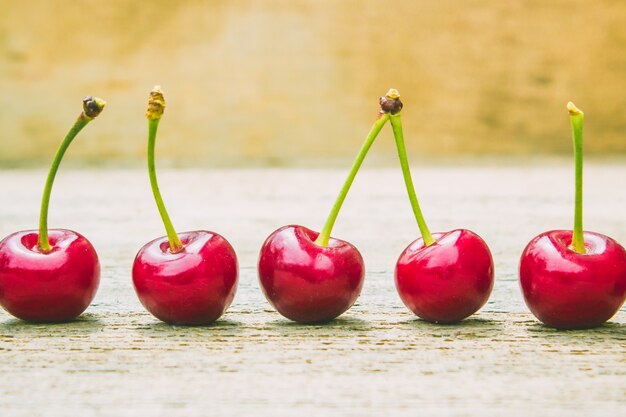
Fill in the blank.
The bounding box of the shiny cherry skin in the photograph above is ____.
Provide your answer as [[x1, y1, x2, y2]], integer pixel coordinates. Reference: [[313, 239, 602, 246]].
[[520, 230, 626, 329], [0, 229, 100, 322], [258, 225, 364, 323], [395, 229, 494, 323], [132, 230, 238, 325]]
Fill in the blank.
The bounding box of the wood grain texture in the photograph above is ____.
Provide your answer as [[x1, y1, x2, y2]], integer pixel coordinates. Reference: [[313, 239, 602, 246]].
[[0, 166, 624, 416]]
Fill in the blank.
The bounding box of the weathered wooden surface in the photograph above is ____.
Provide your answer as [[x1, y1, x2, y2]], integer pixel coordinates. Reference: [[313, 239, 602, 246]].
[[0, 166, 624, 416]]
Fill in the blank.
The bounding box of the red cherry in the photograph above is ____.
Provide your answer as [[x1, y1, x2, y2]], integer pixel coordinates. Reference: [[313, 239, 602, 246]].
[[0, 96, 105, 322], [133, 231, 238, 325], [134, 87, 239, 325], [520, 230, 626, 329], [258, 225, 364, 323], [0, 229, 99, 322], [395, 229, 494, 323], [519, 102, 626, 328]]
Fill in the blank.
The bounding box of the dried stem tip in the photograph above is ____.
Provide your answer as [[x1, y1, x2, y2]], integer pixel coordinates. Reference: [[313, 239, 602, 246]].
[[380, 88, 403, 114], [146, 86, 166, 120], [82, 96, 106, 119], [567, 101, 584, 117], [386, 89, 400, 99]]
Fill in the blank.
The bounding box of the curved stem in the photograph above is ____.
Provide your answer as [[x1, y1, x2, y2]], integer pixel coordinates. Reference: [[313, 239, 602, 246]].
[[146, 86, 182, 253], [314, 113, 390, 246], [568, 102, 585, 254], [148, 119, 183, 253], [389, 112, 435, 246], [37, 97, 106, 252]]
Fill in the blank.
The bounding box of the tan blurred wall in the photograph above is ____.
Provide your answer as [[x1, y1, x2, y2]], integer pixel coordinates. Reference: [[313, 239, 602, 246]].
[[1, 0, 626, 167]]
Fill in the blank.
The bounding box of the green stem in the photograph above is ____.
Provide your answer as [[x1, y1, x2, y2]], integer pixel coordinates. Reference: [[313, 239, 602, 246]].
[[37, 97, 106, 252], [389, 112, 435, 246], [314, 113, 390, 246], [146, 87, 183, 253], [568, 102, 585, 254]]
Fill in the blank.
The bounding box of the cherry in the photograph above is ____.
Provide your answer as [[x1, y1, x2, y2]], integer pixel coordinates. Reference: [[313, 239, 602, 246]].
[[396, 230, 494, 323], [387, 90, 494, 323], [519, 103, 626, 329], [258, 225, 364, 323], [0, 96, 105, 322], [132, 87, 238, 325], [258, 94, 392, 323]]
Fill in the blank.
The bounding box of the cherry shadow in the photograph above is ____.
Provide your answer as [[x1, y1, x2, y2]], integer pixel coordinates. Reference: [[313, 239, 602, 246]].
[[132, 316, 246, 338], [404, 316, 501, 326], [0, 313, 105, 335], [525, 320, 626, 340], [399, 316, 505, 339], [265, 315, 373, 336]]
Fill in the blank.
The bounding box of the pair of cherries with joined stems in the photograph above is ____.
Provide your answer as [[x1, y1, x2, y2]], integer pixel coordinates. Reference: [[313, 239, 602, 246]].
[[258, 89, 494, 324]]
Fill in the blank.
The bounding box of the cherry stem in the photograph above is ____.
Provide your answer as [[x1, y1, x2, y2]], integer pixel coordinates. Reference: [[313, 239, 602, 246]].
[[314, 112, 390, 247], [146, 86, 183, 253], [37, 96, 106, 252], [568, 101, 585, 254], [388, 93, 435, 246]]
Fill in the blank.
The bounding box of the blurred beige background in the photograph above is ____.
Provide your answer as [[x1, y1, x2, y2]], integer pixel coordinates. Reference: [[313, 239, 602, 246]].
[[1, 0, 625, 167]]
